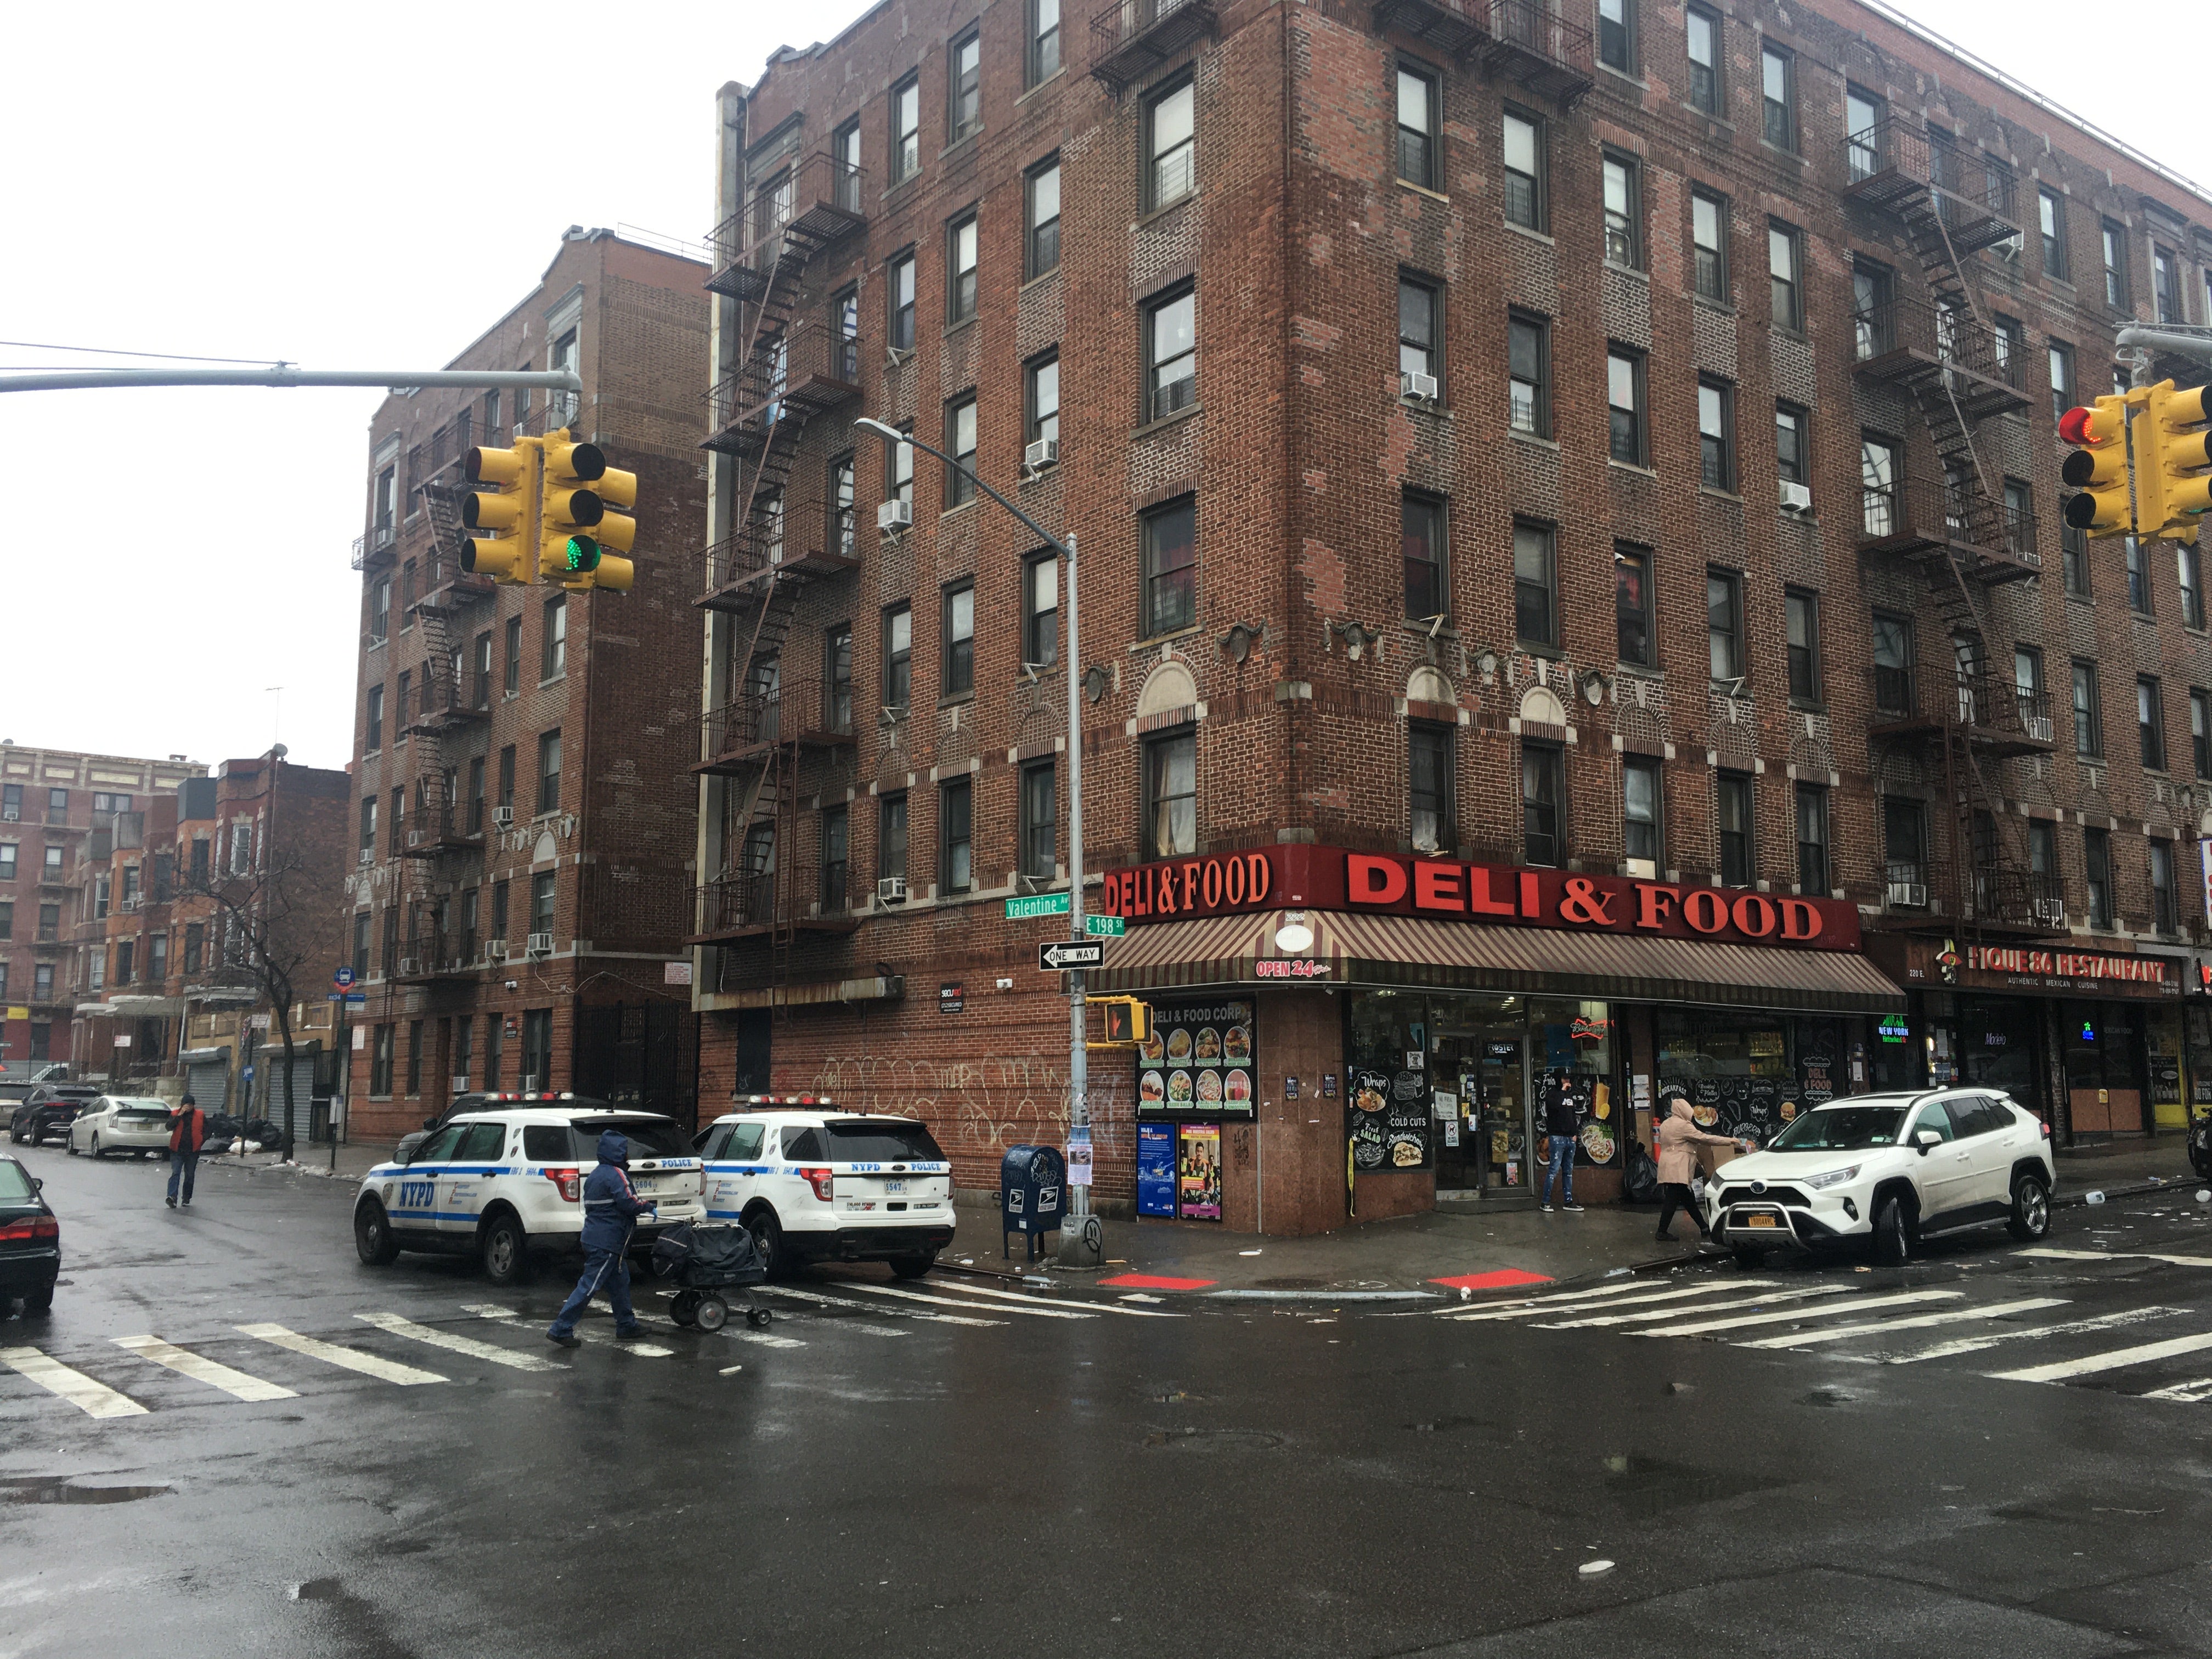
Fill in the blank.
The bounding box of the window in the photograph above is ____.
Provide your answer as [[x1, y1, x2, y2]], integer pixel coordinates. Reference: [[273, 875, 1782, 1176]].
[[40, 902, 60, 941], [1026, 353, 1060, 450], [1775, 402, 1808, 486], [369, 577, 391, 644], [2152, 840, 2179, 934], [541, 595, 566, 679], [890, 422, 915, 507], [832, 286, 860, 382], [879, 794, 908, 885], [466, 757, 486, 833], [1691, 190, 1728, 301], [2194, 688, 2211, 777], [1768, 220, 1802, 329], [831, 454, 857, 559], [190, 838, 208, 883], [1623, 755, 1661, 868], [1697, 379, 1734, 489], [0, 783, 13, 822], [461, 888, 478, 962], [1859, 433, 1899, 537], [1398, 275, 1439, 390], [821, 806, 849, 911], [944, 396, 977, 507], [503, 614, 522, 695], [2072, 659, 2102, 757], [1402, 493, 1445, 620], [1616, 545, 1654, 665], [531, 871, 556, 940], [487, 879, 508, 946], [1707, 568, 1743, 682], [1146, 78, 1195, 210], [1883, 797, 1925, 884], [942, 581, 975, 696], [183, 922, 203, 975], [1508, 311, 1550, 437], [1146, 286, 1197, 420], [830, 120, 862, 213], [1521, 743, 1564, 866], [1598, 0, 1634, 71], [1993, 315, 2022, 387], [889, 252, 917, 351], [2028, 819, 2058, 889], [1409, 723, 1454, 854], [940, 778, 974, 894], [1685, 5, 1720, 113], [1029, 0, 1061, 83], [1760, 45, 1794, 150], [1846, 88, 1883, 179], [2155, 247, 2181, 324], [2048, 338, 2075, 426], [2128, 537, 2152, 614], [1785, 589, 1820, 704], [1607, 347, 1645, 464], [1025, 159, 1061, 278], [0, 844, 13, 881], [390, 788, 404, 853], [394, 670, 411, 736], [947, 30, 981, 143], [44, 789, 65, 826], [884, 605, 913, 710], [370, 1025, 394, 1097], [406, 1020, 423, 1096], [2040, 188, 2067, 280], [498, 744, 516, 812], [364, 685, 383, 752], [1024, 553, 1059, 668], [2182, 544, 2205, 629], [1142, 498, 1197, 637], [2140, 676, 2166, 770], [2085, 827, 2114, 928], [472, 631, 492, 708], [1020, 761, 1057, 880], [890, 76, 920, 184], [1513, 521, 1556, 648], [946, 214, 978, 324], [1144, 731, 1197, 859], [359, 797, 377, 859], [42, 843, 62, 878], [2102, 220, 2128, 309], [1602, 153, 1640, 266], [1502, 108, 1544, 230], [826, 625, 854, 733], [537, 729, 562, 814], [519, 1009, 552, 1092], [32, 964, 53, 1002], [1396, 65, 1438, 188], [1853, 262, 1893, 359], [1795, 783, 1830, 894], [2015, 647, 2045, 733], [0, 902, 8, 938]]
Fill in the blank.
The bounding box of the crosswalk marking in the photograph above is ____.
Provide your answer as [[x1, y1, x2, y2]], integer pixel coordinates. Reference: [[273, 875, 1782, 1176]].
[[760, 1285, 1005, 1327], [2139, 1376, 2212, 1403], [923, 1279, 1182, 1318], [1455, 1281, 1781, 1323], [1734, 1297, 2069, 1351], [461, 1305, 674, 1358], [1883, 1305, 2183, 1365], [1, 1347, 148, 1419], [1541, 1286, 1851, 1329], [730, 1329, 806, 1349], [1637, 1289, 1963, 1339], [1429, 1279, 1656, 1316], [237, 1323, 447, 1386], [111, 1335, 297, 1401], [353, 1311, 565, 1372], [842, 1283, 1096, 1320], [1990, 1329, 2212, 1384], [2019, 1248, 2212, 1268]]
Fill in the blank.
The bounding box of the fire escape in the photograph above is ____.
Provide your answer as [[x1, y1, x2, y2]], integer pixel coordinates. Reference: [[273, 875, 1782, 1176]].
[[689, 151, 867, 998], [1846, 118, 2064, 938], [1356, 0, 1593, 104]]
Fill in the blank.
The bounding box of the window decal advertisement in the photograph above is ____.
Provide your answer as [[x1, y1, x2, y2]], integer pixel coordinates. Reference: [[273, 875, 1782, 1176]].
[[1137, 998, 1255, 1116], [1136, 1122, 1177, 1217], [1176, 1122, 1222, 1220]]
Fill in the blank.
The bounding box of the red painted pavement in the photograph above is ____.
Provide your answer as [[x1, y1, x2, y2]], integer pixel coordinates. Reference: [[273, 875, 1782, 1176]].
[[1098, 1273, 1219, 1291], [1429, 1269, 1554, 1291]]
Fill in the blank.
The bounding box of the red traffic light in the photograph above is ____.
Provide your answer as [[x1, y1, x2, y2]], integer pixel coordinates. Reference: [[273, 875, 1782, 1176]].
[[2058, 405, 2094, 445]]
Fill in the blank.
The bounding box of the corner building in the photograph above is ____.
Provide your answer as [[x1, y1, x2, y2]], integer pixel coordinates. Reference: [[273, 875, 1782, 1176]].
[[696, 0, 2212, 1230]]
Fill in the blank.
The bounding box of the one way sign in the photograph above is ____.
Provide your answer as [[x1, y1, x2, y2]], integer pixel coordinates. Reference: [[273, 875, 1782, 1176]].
[[1037, 940, 1107, 971]]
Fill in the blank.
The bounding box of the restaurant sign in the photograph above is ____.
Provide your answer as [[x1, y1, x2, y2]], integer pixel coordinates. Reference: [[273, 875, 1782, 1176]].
[[1874, 935, 2182, 1000]]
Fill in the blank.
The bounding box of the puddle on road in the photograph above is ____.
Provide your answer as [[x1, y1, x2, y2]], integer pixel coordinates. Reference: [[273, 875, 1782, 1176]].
[[2, 1476, 172, 1505]]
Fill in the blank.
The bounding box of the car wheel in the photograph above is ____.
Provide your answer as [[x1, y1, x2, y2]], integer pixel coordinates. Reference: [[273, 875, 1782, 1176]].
[[747, 1210, 787, 1280], [889, 1253, 936, 1281], [479, 1213, 532, 1287], [1872, 1194, 1912, 1266], [91, 1135, 104, 1161], [354, 1199, 402, 1266], [8, 1121, 21, 1144], [2007, 1172, 2053, 1242], [64, 1136, 78, 1157], [694, 1295, 730, 1333], [21, 1284, 53, 1318]]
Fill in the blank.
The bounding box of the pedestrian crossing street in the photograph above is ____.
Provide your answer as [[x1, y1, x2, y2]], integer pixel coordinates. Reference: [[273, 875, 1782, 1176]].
[[1436, 1245, 2212, 1403]]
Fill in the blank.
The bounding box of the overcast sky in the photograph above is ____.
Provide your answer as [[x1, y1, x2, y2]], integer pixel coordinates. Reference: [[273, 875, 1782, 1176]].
[[4, 1, 2203, 776]]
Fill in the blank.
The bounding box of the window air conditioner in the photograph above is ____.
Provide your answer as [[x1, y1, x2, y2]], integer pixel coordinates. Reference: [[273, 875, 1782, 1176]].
[[407, 830, 423, 847], [486, 939, 509, 960], [2032, 897, 2068, 926], [121, 895, 140, 912], [397, 957, 421, 977], [1022, 438, 1060, 471], [358, 848, 374, 865], [877, 499, 914, 532], [1779, 480, 1814, 512], [1401, 370, 1440, 402], [877, 877, 909, 904], [1887, 881, 1928, 908], [0, 808, 16, 822], [527, 932, 554, 956], [492, 805, 514, 827]]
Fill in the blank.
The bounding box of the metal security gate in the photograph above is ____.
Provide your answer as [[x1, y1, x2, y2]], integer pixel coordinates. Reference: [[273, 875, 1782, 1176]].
[[257, 1047, 321, 1146], [185, 1055, 230, 1114], [572, 1003, 699, 1132]]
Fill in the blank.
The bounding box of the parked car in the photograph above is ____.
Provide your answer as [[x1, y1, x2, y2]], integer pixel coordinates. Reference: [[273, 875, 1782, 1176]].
[[1706, 1088, 2055, 1266], [67, 1096, 177, 1160], [8, 1085, 102, 1148], [696, 1102, 956, 1279], [392, 1091, 609, 1166], [0, 1154, 59, 1316], [353, 1106, 704, 1286]]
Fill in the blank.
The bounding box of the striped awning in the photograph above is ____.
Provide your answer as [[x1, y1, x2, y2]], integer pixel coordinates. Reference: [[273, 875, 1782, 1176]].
[[1089, 910, 1904, 1014]]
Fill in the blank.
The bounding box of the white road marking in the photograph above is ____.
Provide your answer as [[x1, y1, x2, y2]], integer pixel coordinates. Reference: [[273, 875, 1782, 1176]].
[[760, 1285, 1005, 1328], [842, 1283, 1096, 1319], [1884, 1305, 2183, 1365], [1542, 1286, 1852, 1329], [1429, 1278, 1654, 1316], [1208, 1289, 1437, 1301], [353, 1311, 565, 1372], [111, 1335, 297, 1402], [2018, 1248, 2212, 1268], [236, 1323, 446, 1386], [2139, 1375, 2212, 1402], [0, 1347, 148, 1419], [1638, 1289, 1963, 1338], [924, 1279, 1182, 1318], [1734, 1297, 2069, 1350], [461, 1304, 673, 1358], [1120, 1293, 1165, 1305], [1990, 1329, 2212, 1384], [1455, 1282, 1780, 1323], [730, 1329, 806, 1349]]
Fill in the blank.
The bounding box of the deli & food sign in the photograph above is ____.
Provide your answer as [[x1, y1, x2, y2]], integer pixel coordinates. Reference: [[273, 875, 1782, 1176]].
[[1100, 845, 1860, 952]]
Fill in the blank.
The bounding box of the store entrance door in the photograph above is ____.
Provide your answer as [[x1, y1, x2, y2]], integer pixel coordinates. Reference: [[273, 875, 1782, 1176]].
[[1435, 1030, 1530, 1193]]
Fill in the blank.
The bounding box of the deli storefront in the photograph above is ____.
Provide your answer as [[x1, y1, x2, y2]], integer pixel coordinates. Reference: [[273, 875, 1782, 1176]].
[[1867, 936, 2194, 1142], [1091, 845, 1904, 1235]]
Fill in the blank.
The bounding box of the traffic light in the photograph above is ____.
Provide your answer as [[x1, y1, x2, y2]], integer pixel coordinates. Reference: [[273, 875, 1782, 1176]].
[[459, 442, 537, 583], [2138, 381, 2212, 539], [2060, 395, 2132, 539], [537, 433, 635, 592], [579, 447, 637, 594], [1097, 997, 1153, 1045]]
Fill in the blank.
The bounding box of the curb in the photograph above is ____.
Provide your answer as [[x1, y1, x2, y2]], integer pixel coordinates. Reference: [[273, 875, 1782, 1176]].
[[2055, 1177, 2204, 1209]]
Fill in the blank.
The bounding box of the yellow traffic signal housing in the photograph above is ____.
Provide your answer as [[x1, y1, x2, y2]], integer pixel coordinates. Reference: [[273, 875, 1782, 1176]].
[[2140, 381, 2212, 539], [1096, 997, 1154, 1045], [459, 442, 538, 584], [538, 432, 635, 592], [2060, 396, 2133, 539], [585, 454, 638, 594]]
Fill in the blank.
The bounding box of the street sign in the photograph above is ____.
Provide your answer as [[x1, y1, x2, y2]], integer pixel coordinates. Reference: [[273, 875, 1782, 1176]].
[[1005, 893, 1070, 919], [332, 966, 356, 989], [1085, 914, 1125, 938], [342, 992, 366, 1007], [1038, 940, 1105, 971]]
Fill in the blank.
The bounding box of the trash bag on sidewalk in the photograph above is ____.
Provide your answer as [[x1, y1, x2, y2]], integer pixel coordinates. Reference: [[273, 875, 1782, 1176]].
[[1621, 1137, 1659, 1205]]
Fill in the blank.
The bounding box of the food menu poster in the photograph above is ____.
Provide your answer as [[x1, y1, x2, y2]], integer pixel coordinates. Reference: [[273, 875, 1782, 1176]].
[[1347, 1066, 1431, 1172], [1137, 998, 1256, 1116]]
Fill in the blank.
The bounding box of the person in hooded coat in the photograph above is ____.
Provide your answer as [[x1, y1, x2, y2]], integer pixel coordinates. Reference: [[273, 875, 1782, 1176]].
[[1653, 1096, 1747, 1243], [548, 1130, 656, 1347]]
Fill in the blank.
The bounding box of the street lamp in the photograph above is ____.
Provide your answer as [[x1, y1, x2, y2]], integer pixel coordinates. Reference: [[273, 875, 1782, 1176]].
[[851, 417, 1103, 1267]]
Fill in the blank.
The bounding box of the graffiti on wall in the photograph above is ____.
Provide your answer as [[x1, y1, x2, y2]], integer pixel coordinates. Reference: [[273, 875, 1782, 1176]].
[[804, 1051, 1131, 1178]]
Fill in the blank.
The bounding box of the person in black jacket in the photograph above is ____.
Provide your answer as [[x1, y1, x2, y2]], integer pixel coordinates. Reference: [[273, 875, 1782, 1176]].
[[1538, 1070, 1583, 1214], [548, 1130, 656, 1347]]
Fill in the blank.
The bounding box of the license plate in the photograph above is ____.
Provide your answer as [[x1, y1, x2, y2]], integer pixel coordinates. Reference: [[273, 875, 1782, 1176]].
[[633, 1179, 658, 1194], [885, 1179, 907, 1195], [1745, 1212, 1780, 1229]]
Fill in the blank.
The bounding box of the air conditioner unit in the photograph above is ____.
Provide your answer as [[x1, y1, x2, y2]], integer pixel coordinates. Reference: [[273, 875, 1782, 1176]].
[[120, 895, 140, 912], [407, 830, 423, 847], [527, 932, 554, 956], [492, 805, 514, 827], [1779, 480, 1814, 513], [397, 957, 421, 977], [877, 876, 909, 904], [877, 499, 913, 532], [2032, 898, 2068, 926], [1887, 881, 1928, 908], [1401, 370, 1440, 402], [486, 939, 509, 961], [1022, 438, 1060, 471], [0, 808, 16, 822], [358, 848, 374, 865]]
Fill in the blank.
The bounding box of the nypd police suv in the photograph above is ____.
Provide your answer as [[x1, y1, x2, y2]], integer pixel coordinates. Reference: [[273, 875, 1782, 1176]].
[[354, 1103, 703, 1286]]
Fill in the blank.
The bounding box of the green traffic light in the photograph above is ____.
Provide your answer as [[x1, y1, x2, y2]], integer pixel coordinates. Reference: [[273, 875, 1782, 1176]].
[[564, 535, 599, 572]]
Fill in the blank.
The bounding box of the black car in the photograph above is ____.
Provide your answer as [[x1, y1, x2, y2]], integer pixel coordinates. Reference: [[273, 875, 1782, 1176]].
[[392, 1091, 611, 1165], [8, 1085, 102, 1148], [0, 1155, 58, 1316]]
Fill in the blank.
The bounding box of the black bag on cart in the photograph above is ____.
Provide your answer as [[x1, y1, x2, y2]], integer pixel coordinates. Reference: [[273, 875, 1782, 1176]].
[[652, 1221, 767, 1288]]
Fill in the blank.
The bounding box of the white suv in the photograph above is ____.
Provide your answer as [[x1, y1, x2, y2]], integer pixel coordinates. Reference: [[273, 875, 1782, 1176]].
[[353, 1107, 704, 1286], [697, 1099, 955, 1279], [1705, 1087, 2056, 1266]]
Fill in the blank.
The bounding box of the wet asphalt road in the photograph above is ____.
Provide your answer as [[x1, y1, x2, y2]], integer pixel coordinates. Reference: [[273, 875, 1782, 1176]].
[[5, 1145, 2212, 1659]]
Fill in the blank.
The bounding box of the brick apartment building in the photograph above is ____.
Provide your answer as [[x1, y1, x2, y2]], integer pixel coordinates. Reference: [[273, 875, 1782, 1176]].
[[694, 0, 2212, 1232], [344, 228, 710, 1146], [0, 743, 200, 1071], [69, 755, 351, 1129]]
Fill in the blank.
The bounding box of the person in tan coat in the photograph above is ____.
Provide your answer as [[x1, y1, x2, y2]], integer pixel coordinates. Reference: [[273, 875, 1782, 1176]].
[[1653, 1095, 1749, 1242]]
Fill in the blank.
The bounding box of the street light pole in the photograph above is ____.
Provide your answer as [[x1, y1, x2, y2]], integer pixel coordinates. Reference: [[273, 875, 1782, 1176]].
[[852, 418, 1102, 1266]]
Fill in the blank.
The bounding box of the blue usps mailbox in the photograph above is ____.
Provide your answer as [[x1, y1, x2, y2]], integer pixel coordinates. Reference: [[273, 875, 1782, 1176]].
[[998, 1145, 1067, 1261]]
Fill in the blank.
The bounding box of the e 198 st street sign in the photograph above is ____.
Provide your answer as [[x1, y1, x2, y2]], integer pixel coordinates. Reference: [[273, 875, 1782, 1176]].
[[1037, 940, 1107, 971], [1007, 892, 1125, 936]]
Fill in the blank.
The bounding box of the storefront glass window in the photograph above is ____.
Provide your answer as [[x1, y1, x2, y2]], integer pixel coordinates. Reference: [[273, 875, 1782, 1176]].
[[1655, 1008, 1849, 1146]]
